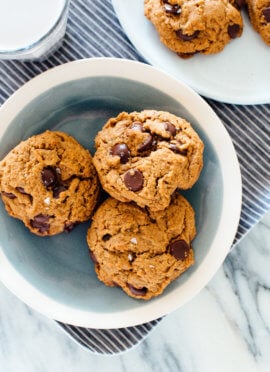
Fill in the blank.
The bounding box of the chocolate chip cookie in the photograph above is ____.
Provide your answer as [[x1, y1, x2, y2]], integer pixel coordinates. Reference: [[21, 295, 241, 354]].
[[246, 0, 270, 45], [0, 131, 100, 236], [87, 194, 196, 300], [144, 0, 243, 57], [93, 110, 204, 211]]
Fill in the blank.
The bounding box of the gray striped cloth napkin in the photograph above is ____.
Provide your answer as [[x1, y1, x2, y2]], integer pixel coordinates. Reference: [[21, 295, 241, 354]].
[[0, 0, 269, 355]]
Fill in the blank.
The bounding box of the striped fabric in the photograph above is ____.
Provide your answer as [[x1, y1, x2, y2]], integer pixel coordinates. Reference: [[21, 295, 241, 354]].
[[60, 318, 163, 355], [0, 0, 269, 355]]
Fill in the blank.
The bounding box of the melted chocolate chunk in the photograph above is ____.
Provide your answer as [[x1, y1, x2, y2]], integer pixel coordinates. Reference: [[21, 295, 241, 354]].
[[15, 186, 33, 202], [168, 239, 190, 260], [102, 233, 112, 241], [41, 166, 58, 188], [176, 30, 199, 41], [127, 283, 148, 296], [110, 143, 131, 164], [64, 222, 78, 233], [124, 169, 144, 192], [41, 166, 69, 198], [1, 191, 16, 199], [228, 24, 240, 38], [138, 134, 154, 152], [164, 122, 176, 136], [16, 187, 28, 194], [177, 52, 196, 59], [163, 1, 181, 14], [169, 144, 187, 155], [130, 122, 145, 132], [263, 7, 270, 22], [53, 185, 68, 199], [30, 214, 51, 233]]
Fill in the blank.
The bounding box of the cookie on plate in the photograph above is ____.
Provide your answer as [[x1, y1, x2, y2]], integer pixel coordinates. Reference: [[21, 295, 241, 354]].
[[246, 0, 270, 45], [93, 110, 204, 211], [87, 194, 196, 300], [0, 131, 100, 236], [144, 0, 243, 58]]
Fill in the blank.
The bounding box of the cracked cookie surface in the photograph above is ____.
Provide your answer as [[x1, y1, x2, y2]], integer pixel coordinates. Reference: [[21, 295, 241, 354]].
[[0, 130, 100, 236], [144, 0, 243, 57], [93, 110, 204, 211], [87, 194, 196, 300]]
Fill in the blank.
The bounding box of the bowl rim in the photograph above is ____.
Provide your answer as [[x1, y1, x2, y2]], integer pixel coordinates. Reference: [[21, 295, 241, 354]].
[[0, 57, 242, 328]]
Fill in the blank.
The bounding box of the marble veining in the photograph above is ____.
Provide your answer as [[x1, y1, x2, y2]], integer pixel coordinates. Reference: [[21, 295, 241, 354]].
[[0, 211, 269, 372]]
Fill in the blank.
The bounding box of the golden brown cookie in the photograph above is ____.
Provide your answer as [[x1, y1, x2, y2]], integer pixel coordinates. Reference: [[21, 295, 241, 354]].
[[246, 0, 270, 45], [0, 131, 100, 236], [93, 110, 204, 211], [87, 194, 196, 300], [144, 0, 243, 57]]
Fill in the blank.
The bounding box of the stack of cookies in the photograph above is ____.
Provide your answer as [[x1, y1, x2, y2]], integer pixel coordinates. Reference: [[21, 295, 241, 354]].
[[88, 110, 204, 300], [0, 110, 204, 300], [144, 0, 270, 58]]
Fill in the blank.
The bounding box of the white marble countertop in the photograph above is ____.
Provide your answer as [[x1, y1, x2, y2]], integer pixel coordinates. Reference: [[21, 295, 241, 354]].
[[0, 210, 269, 372]]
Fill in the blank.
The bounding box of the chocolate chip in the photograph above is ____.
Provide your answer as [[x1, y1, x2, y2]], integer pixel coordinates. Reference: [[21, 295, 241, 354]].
[[228, 24, 240, 38], [169, 144, 187, 155], [127, 284, 148, 296], [164, 122, 176, 136], [53, 185, 68, 199], [30, 214, 51, 233], [102, 233, 111, 241], [168, 239, 190, 260], [263, 7, 270, 22], [110, 143, 131, 164], [16, 187, 28, 194], [1, 191, 16, 199], [130, 122, 145, 132], [163, 1, 181, 14], [124, 169, 144, 192], [41, 166, 58, 188], [176, 30, 199, 41], [138, 134, 153, 152], [177, 52, 196, 59], [16, 187, 33, 202], [64, 222, 78, 232], [89, 250, 98, 263]]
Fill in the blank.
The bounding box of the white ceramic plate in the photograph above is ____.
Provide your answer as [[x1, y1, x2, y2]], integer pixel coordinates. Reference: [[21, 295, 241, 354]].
[[112, 0, 270, 105], [0, 58, 242, 328]]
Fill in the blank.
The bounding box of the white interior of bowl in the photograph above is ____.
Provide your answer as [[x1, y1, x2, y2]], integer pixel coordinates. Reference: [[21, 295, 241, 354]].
[[0, 58, 242, 328]]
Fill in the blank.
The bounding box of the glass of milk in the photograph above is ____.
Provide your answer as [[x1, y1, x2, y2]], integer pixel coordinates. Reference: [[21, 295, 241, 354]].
[[0, 0, 70, 60]]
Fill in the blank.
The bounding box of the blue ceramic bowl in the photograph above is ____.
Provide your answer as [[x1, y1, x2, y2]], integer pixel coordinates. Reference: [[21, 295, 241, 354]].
[[0, 58, 242, 328]]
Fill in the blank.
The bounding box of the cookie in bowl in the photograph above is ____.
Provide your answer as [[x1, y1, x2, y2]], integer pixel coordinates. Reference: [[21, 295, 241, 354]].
[[144, 0, 243, 58], [87, 194, 196, 300], [0, 130, 100, 236], [93, 110, 204, 211]]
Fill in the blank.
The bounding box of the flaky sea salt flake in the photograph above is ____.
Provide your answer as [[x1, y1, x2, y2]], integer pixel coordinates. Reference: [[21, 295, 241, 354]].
[[44, 197, 51, 205]]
